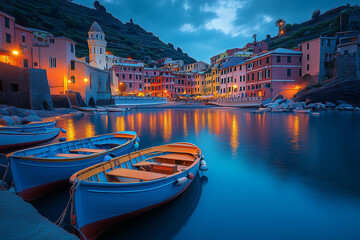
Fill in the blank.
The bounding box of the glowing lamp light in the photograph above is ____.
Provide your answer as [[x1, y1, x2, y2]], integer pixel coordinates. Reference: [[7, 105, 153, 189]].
[[295, 85, 300, 90], [12, 50, 19, 56], [120, 82, 123, 85], [164, 90, 167, 93], [233, 85, 238, 88], [67, 80, 71, 83], [84, 78, 88, 82]]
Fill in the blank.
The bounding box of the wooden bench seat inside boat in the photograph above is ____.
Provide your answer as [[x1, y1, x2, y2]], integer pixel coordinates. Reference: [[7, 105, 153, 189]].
[[70, 148, 106, 153], [106, 168, 167, 181], [155, 153, 195, 162], [133, 161, 188, 172], [55, 153, 87, 158]]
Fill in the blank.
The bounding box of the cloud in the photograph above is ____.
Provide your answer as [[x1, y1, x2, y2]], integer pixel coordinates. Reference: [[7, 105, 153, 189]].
[[183, 1, 191, 11], [263, 15, 273, 23], [200, 0, 248, 37], [180, 23, 197, 32]]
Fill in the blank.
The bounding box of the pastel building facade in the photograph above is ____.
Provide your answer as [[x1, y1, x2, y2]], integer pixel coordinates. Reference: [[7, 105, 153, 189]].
[[300, 37, 337, 84], [114, 62, 144, 95], [193, 72, 205, 95], [245, 48, 303, 100], [219, 58, 246, 98]]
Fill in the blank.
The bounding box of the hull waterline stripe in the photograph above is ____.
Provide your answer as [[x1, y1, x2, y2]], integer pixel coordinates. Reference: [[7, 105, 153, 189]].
[[18, 159, 101, 168]]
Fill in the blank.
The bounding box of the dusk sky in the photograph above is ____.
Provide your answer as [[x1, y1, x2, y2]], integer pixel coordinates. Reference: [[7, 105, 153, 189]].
[[74, 0, 357, 62]]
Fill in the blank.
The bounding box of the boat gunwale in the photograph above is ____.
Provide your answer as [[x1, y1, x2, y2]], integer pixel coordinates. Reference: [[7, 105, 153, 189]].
[[6, 131, 137, 162], [0, 127, 60, 136], [69, 142, 201, 186], [0, 121, 57, 130]]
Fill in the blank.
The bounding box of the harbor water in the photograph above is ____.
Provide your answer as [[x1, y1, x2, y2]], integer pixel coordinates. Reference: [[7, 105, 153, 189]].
[[4, 107, 360, 239]]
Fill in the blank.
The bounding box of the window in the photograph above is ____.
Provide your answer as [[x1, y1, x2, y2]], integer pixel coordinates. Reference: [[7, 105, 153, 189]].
[[287, 69, 291, 77], [307, 43, 309, 49], [6, 33, 11, 43], [122, 74, 125, 79], [321, 39, 324, 46], [22, 35, 26, 43], [129, 74, 132, 79], [50, 39, 55, 44], [71, 76, 75, 83], [139, 84, 142, 90], [34, 62, 38, 67], [287, 56, 291, 63], [252, 73, 254, 80], [344, 50, 349, 55], [265, 69, 271, 78], [5, 17, 9, 28], [266, 57, 269, 63], [307, 54, 310, 60], [300, 45, 302, 51], [10, 84, 18, 92], [299, 69, 302, 77], [71, 43, 74, 53], [277, 56, 281, 62], [23, 59, 28, 68], [299, 56, 302, 62], [98, 80, 101, 91], [129, 83, 132, 88], [327, 40, 331, 46], [307, 64, 309, 70], [71, 60, 75, 70], [49, 57, 56, 68]]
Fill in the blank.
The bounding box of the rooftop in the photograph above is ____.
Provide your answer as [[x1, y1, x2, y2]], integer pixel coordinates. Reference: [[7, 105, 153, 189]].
[[89, 21, 103, 33]]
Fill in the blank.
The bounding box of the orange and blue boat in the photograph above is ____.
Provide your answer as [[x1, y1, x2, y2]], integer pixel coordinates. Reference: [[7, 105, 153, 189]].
[[69, 142, 207, 240], [7, 131, 139, 201]]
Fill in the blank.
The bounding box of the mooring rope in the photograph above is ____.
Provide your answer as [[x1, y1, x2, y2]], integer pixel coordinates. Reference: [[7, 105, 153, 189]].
[[0, 156, 10, 190]]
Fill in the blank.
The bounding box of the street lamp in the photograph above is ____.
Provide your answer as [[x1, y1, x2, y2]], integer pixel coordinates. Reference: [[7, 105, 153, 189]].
[[84, 78, 88, 82], [12, 50, 19, 56]]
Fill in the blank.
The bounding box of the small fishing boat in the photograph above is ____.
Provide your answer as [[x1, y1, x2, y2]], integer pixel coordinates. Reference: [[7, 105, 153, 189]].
[[0, 127, 60, 151], [69, 142, 207, 240], [0, 121, 57, 132], [8, 131, 139, 201]]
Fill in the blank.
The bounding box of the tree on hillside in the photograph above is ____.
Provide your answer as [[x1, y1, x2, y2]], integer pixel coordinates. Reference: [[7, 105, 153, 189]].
[[312, 9, 321, 19], [94, 1, 100, 9]]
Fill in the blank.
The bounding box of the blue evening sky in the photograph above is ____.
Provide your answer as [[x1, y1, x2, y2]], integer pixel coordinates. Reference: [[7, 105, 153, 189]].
[[74, 0, 357, 63]]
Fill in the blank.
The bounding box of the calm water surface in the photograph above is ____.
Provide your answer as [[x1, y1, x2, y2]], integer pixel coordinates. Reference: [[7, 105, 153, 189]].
[[24, 108, 360, 239]]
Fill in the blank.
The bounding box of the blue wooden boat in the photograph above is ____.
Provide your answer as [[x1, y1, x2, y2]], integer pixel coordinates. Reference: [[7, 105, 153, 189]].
[[0, 127, 60, 151], [0, 121, 57, 132], [69, 142, 207, 240], [7, 131, 139, 201]]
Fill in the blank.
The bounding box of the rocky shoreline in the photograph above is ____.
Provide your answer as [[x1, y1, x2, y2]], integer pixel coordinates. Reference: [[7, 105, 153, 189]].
[[0, 105, 79, 126], [251, 99, 360, 114]]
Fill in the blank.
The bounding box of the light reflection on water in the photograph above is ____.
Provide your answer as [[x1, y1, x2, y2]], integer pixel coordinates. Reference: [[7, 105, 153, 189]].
[[23, 108, 360, 239]]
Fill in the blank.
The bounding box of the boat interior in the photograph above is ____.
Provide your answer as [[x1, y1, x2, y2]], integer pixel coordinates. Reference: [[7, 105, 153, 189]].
[[75, 144, 200, 183], [11, 133, 135, 159]]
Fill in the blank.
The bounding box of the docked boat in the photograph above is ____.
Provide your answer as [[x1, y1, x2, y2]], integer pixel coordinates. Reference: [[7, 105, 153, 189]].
[[0, 121, 57, 132], [69, 142, 207, 240], [106, 107, 130, 112], [7, 131, 139, 201], [0, 127, 61, 151]]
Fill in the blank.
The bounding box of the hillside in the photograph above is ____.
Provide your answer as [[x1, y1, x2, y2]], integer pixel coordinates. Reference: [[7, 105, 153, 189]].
[[267, 4, 360, 50], [0, 0, 196, 64]]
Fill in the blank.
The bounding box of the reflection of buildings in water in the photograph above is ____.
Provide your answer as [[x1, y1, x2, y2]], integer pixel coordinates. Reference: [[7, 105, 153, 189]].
[[292, 115, 300, 152], [100, 173, 203, 240], [136, 113, 142, 137], [149, 113, 156, 136], [183, 112, 188, 138], [85, 122, 95, 138], [194, 110, 199, 136], [230, 113, 239, 154], [163, 111, 172, 141], [65, 118, 76, 141], [116, 116, 126, 132]]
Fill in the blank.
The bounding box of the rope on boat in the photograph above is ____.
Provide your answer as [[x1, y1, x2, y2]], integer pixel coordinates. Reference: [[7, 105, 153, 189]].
[[0, 157, 10, 190], [55, 180, 81, 227]]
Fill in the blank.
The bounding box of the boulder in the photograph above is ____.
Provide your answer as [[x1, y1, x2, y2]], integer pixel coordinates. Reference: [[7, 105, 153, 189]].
[[271, 107, 283, 112], [336, 100, 347, 105], [280, 103, 288, 109], [5, 107, 27, 117], [10, 116, 23, 125], [0, 109, 9, 115], [23, 116, 42, 123], [289, 102, 303, 110], [274, 99, 283, 104], [25, 110, 38, 117], [355, 107, 360, 111], [300, 102, 306, 109], [284, 99, 293, 106], [267, 103, 280, 109], [338, 103, 353, 108], [261, 99, 272, 106], [306, 103, 317, 109], [343, 107, 355, 111], [336, 106, 344, 111], [325, 102, 336, 108], [0, 116, 16, 126]]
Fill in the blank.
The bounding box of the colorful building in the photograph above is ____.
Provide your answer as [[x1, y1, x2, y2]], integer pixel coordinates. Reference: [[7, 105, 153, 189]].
[[300, 37, 336, 84], [245, 48, 303, 100]]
